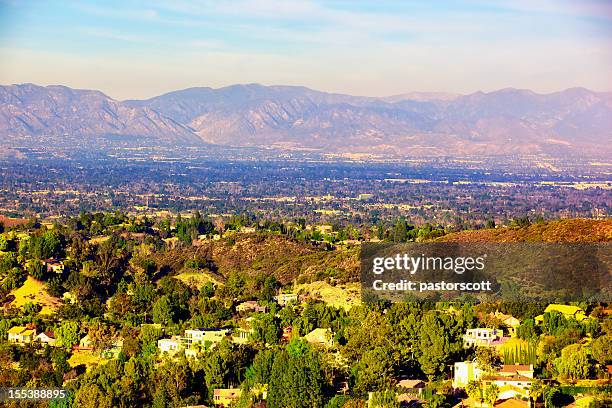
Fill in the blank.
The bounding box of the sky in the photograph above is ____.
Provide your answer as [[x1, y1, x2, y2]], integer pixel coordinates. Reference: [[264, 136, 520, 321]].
[[0, 0, 611, 100]]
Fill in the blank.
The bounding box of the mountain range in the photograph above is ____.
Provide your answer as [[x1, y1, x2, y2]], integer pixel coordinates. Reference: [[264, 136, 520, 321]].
[[1, 83, 611, 157]]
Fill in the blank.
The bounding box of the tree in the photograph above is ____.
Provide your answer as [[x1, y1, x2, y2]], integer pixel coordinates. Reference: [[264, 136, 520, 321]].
[[251, 313, 281, 345], [484, 384, 499, 407], [417, 313, 453, 379], [268, 340, 324, 408], [517, 318, 538, 340], [370, 390, 400, 408], [475, 347, 501, 372], [352, 347, 395, 394], [555, 344, 591, 380], [152, 295, 175, 325], [429, 394, 450, 408], [590, 335, 612, 365], [544, 386, 562, 408], [466, 381, 482, 404], [529, 379, 544, 407], [55, 321, 80, 349]]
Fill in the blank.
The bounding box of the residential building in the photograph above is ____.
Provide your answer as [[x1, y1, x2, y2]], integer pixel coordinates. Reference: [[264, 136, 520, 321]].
[[79, 334, 92, 349], [481, 373, 533, 400], [304, 328, 333, 348], [453, 361, 483, 388], [494, 399, 529, 408], [281, 326, 293, 343], [498, 364, 534, 378], [8, 326, 36, 344], [236, 300, 268, 313], [36, 331, 56, 346], [396, 379, 425, 396], [183, 328, 230, 349], [213, 388, 242, 407], [463, 328, 505, 348], [535, 304, 588, 324], [274, 293, 298, 306], [158, 337, 182, 356], [232, 318, 254, 345], [44, 259, 64, 274], [492, 311, 521, 337]]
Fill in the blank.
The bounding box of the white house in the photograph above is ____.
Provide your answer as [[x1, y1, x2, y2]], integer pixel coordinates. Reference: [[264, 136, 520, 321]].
[[183, 328, 230, 348], [274, 293, 298, 306], [453, 361, 484, 388], [36, 331, 56, 346], [158, 337, 182, 356], [463, 328, 505, 348], [8, 326, 36, 344]]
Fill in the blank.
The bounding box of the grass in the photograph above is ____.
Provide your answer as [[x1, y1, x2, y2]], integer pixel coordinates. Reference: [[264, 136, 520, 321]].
[[11, 276, 60, 315], [295, 281, 361, 311], [174, 270, 222, 288], [68, 350, 109, 370]]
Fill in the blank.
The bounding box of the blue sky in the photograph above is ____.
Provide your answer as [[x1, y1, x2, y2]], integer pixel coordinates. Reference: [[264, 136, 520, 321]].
[[0, 0, 610, 99]]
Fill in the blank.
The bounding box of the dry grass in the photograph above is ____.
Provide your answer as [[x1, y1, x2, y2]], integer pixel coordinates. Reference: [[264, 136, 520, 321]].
[[295, 281, 361, 311], [437, 219, 612, 243], [68, 350, 109, 370], [11, 276, 60, 315], [174, 270, 222, 288]]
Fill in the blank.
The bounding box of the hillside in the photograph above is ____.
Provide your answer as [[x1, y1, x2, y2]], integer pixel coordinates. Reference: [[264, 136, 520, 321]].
[[2, 83, 611, 157], [0, 84, 202, 145], [153, 234, 360, 285], [437, 219, 612, 243]]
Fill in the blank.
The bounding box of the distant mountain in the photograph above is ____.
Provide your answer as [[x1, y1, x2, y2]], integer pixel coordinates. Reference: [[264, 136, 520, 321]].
[[0, 84, 201, 145], [1, 83, 611, 157]]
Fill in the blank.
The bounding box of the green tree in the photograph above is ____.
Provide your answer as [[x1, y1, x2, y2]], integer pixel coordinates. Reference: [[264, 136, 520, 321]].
[[475, 347, 501, 372], [268, 340, 324, 408], [370, 390, 399, 408], [529, 379, 544, 407], [417, 313, 453, 379], [352, 347, 395, 394], [152, 295, 175, 325], [466, 381, 482, 403], [590, 335, 612, 365], [484, 384, 499, 407], [555, 343, 591, 380], [55, 321, 80, 349]]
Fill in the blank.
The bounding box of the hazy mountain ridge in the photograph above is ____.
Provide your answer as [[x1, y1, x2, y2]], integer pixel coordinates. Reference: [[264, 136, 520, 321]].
[[1, 83, 611, 156], [0, 84, 201, 144]]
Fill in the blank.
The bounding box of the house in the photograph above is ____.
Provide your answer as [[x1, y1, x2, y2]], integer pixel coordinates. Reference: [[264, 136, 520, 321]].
[[183, 328, 231, 348], [101, 338, 124, 358], [79, 334, 92, 349], [463, 328, 506, 348], [535, 304, 588, 324], [158, 337, 182, 356], [481, 374, 533, 400], [396, 379, 425, 396], [213, 388, 242, 407], [274, 293, 298, 306], [491, 312, 521, 337], [236, 301, 268, 313], [304, 328, 333, 348], [494, 398, 529, 408], [44, 259, 64, 274], [36, 331, 56, 346], [453, 361, 483, 388], [8, 326, 36, 344], [232, 318, 255, 345], [498, 365, 533, 379]]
